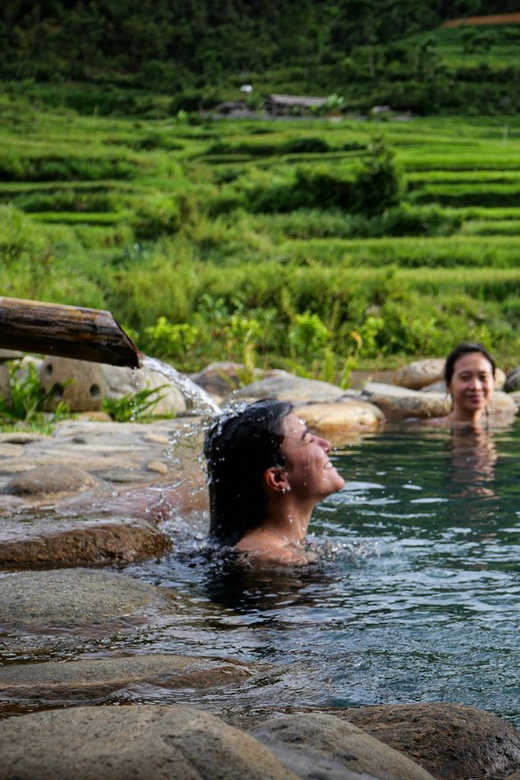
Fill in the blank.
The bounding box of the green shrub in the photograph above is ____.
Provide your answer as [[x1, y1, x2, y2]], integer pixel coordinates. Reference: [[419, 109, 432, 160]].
[[379, 203, 462, 237], [282, 137, 331, 154], [143, 317, 200, 362], [352, 135, 404, 215], [132, 196, 181, 239], [289, 312, 329, 361]]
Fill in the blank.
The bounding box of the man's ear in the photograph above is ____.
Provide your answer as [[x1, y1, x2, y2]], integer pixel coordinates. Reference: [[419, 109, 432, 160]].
[[263, 466, 288, 493]]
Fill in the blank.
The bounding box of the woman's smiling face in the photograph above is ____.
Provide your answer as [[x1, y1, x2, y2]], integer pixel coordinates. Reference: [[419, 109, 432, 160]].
[[280, 412, 345, 500], [448, 352, 495, 417]]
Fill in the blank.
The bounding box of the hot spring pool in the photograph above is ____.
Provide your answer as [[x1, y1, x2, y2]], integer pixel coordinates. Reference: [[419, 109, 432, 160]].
[[117, 419, 520, 727]]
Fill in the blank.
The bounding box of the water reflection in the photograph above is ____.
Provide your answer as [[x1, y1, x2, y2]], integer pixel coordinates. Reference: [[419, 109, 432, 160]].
[[201, 551, 336, 616], [446, 426, 497, 498]]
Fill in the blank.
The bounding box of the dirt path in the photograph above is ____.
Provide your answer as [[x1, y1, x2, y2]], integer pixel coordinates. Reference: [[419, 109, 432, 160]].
[[442, 12, 520, 28]]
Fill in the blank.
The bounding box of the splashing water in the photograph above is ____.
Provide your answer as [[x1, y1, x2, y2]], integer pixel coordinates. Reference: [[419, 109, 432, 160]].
[[140, 355, 222, 417]]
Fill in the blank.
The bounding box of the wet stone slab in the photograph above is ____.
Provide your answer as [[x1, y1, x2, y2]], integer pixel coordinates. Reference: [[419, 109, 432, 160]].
[[0, 653, 255, 703], [0, 419, 209, 568], [0, 568, 172, 630], [0, 512, 172, 568]]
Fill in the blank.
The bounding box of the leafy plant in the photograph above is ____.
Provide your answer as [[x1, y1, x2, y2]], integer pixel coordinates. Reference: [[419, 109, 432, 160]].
[[144, 317, 200, 361], [289, 312, 330, 361], [0, 361, 70, 424], [102, 385, 169, 422]]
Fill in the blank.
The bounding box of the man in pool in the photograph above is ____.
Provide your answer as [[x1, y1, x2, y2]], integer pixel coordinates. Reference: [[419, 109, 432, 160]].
[[204, 399, 345, 565]]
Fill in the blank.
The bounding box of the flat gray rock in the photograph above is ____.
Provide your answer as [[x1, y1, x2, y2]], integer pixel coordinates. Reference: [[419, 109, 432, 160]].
[[0, 512, 171, 567], [298, 401, 385, 442], [0, 419, 208, 568], [364, 389, 450, 421], [5, 464, 95, 496], [235, 371, 346, 404]]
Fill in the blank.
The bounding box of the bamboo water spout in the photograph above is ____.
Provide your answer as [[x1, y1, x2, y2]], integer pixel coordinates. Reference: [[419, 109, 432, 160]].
[[0, 297, 141, 368]]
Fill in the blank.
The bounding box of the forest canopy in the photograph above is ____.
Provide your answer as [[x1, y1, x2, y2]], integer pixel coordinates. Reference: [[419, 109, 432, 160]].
[[2, 0, 520, 85]]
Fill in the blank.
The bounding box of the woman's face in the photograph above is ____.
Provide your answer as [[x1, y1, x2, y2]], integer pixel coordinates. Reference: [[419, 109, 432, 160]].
[[448, 352, 495, 416], [279, 412, 345, 500]]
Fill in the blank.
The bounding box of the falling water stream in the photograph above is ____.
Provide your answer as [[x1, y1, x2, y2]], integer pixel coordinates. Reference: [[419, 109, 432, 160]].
[[140, 355, 222, 417]]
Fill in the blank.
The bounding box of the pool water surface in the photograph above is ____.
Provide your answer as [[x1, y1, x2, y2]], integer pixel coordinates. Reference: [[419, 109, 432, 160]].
[[119, 419, 520, 726]]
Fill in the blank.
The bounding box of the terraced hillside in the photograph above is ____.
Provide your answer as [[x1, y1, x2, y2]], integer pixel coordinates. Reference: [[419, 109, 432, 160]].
[[2, 92, 520, 374]]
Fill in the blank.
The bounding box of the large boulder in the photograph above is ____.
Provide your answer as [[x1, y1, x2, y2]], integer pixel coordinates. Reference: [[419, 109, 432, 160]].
[[0, 705, 300, 780], [488, 390, 518, 417], [361, 383, 450, 421], [394, 360, 506, 392], [505, 367, 520, 393], [190, 361, 250, 399], [39, 356, 106, 412], [394, 360, 445, 391], [493, 367, 506, 391], [5, 464, 95, 497], [340, 703, 520, 780], [236, 371, 346, 405], [361, 383, 517, 422], [252, 712, 436, 780], [298, 401, 385, 442], [0, 513, 172, 568], [0, 568, 170, 631], [101, 361, 187, 416]]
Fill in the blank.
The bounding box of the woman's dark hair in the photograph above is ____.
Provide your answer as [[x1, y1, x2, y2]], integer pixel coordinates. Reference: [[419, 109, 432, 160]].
[[203, 399, 293, 546], [444, 342, 496, 386]]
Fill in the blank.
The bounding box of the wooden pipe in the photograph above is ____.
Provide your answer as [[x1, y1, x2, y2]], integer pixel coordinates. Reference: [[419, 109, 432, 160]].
[[0, 297, 141, 368]]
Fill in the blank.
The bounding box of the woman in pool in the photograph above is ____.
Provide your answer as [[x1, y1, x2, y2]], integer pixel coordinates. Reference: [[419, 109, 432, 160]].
[[444, 342, 495, 428], [204, 399, 345, 564]]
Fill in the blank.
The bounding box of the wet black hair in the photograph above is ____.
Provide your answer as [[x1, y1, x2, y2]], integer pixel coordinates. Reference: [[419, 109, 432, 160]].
[[203, 399, 293, 546], [444, 342, 496, 386]]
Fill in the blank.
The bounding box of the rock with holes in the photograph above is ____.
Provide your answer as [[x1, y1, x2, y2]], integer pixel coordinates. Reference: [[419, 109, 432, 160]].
[[0, 363, 11, 405], [39, 357, 106, 412], [101, 363, 187, 416]]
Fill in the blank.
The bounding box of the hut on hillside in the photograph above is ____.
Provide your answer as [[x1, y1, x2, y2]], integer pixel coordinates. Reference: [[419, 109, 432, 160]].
[[265, 94, 327, 116]]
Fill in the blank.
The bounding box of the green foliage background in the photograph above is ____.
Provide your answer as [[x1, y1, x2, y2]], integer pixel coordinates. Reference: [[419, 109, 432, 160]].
[[3, 5, 520, 381]]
